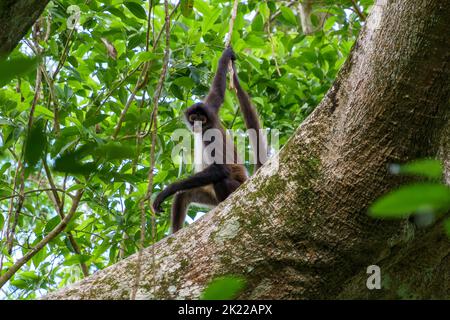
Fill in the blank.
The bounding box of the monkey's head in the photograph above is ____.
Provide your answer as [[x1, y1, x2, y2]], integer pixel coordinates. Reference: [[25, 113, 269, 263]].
[[184, 102, 217, 131]]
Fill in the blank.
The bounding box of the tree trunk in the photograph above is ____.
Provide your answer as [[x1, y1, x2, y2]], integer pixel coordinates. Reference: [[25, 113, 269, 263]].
[[0, 0, 50, 56], [45, 0, 450, 300]]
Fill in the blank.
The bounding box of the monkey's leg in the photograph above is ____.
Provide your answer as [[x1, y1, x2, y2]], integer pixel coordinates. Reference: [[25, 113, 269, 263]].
[[153, 164, 230, 212], [213, 178, 241, 202], [171, 191, 190, 233], [171, 188, 218, 233]]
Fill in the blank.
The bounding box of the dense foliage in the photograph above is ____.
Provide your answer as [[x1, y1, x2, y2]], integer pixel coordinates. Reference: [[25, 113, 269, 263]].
[[0, 0, 374, 299]]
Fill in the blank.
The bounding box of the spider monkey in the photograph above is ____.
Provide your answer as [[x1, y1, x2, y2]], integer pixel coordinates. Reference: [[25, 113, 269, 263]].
[[152, 47, 267, 233]]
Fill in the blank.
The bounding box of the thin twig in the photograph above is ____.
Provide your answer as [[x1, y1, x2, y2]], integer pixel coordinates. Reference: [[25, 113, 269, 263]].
[[225, 0, 239, 89], [0, 188, 71, 201], [145, 0, 153, 51], [99, 2, 180, 117], [112, 67, 148, 139], [131, 0, 171, 301], [4, 154, 22, 254], [42, 158, 89, 277], [266, 7, 282, 77], [229, 107, 240, 129], [6, 36, 43, 253], [52, 0, 89, 79], [225, 0, 238, 47], [52, 27, 75, 79], [0, 190, 84, 289], [120, 92, 148, 260], [40, 65, 60, 133], [350, 0, 366, 21]]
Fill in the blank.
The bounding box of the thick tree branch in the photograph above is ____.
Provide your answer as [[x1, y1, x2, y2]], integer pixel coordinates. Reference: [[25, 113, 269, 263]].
[[299, 0, 314, 35], [45, 0, 450, 299], [0, 0, 50, 56]]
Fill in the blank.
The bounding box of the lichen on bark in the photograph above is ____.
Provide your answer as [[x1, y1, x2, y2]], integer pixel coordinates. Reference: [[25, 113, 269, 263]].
[[44, 0, 450, 300]]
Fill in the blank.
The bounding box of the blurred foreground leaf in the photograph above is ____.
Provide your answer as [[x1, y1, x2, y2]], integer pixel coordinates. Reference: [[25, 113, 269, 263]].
[[24, 120, 47, 168], [201, 275, 246, 300], [369, 183, 450, 218], [0, 56, 38, 86], [390, 159, 442, 179], [445, 219, 450, 237]]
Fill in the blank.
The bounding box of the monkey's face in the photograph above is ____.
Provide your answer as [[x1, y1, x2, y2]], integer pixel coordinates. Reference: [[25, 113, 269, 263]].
[[185, 103, 214, 130], [188, 112, 207, 124]]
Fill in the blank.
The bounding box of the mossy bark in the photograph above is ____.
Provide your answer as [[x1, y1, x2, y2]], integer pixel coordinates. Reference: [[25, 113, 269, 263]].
[[45, 0, 450, 300], [0, 0, 50, 56]]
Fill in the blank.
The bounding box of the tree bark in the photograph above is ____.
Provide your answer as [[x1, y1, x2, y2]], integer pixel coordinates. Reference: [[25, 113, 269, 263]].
[[45, 0, 450, 299], [299, 0, 315, 35], [0, 0, 50, 56]]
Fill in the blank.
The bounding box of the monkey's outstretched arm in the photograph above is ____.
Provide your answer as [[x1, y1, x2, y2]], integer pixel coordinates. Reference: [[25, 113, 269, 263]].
[[152, 164, 230, 213], [231, 62, 268, 170], [204, 47, 236, 110]]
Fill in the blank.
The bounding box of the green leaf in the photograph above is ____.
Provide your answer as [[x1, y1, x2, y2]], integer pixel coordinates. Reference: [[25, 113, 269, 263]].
[[312, 67, 324, 80], [310, 13, 319, 27], [53, 144, 97, 175], [251, 14, 264, 32], [194, 0, 210, 16], [44, 215, 61, 233], [181, 0, 194, 17], [128, 33, 145, 50], [170, 84, 185, 100], [369, 183, 450, 218], [259, 2, 270, 21], [202, 8, 221, 34], [280, 7, 297, 26], [83, 113, 108, 127], [246, 34, 265, 48], [96, 142, 136, 160], [24, 120, 47, 169], [107, 6, 127, 20], [32, 246, 47, 268], [0, 189, 10, 197], [92, 240, 110, 260], [124, 1, 147, 20], [301, 49, 317, 63], [246, 55, 262, 72], [34, 105, 55, 119], [10, 279, 28, 289], [172, 76, 195, 89], [201, 275, 246, 300], [0, 162, 11, 175], [63, 254, 91, 266], [0, 56, 38, 86], [445, 218, 450, 238], [0, 213, 4, 230], [324, 16, 337, 32], [131, 51, 160, 69], [154, 170, 168, 184], [391, 159, 443, 179], [66, 184, 85, 192], [19, 271, 39, 281]]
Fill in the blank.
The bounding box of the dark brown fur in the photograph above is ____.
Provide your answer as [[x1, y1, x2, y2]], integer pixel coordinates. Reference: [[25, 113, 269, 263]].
[[152, 47, 267, 233]]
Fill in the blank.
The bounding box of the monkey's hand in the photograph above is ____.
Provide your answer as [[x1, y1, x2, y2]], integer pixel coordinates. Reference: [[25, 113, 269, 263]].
[[152, 193, 165, 214], [222, 47, 236, 62]]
